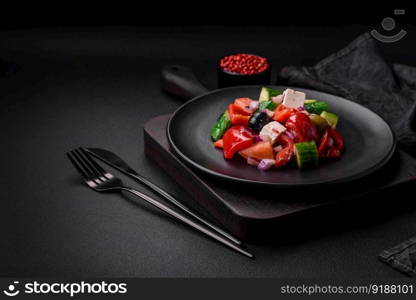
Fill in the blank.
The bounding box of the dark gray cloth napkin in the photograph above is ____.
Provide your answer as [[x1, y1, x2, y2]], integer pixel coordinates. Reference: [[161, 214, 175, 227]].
[[379, 236, 416, 277], [278, 32, 416, 155], [278, 32, 416, 276]]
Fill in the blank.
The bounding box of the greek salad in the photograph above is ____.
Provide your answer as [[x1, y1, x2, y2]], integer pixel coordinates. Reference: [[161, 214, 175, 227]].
[[210, 87, 345, 171]]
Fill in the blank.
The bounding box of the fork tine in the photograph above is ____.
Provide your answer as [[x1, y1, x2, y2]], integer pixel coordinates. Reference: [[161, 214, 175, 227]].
[[67, 151, 90, 181], [74, 148, 106, 180], [79, 147, 108, 177], [72, 149, 100, 181]]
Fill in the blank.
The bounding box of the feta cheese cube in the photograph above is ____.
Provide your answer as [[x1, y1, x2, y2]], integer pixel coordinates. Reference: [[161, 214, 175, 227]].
[[282, 89, 306, 108], [259, 121, 287, 144]]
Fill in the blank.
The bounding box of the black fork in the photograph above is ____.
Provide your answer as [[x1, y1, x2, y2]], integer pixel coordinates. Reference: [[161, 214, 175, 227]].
[[67, 148, 254, 259]]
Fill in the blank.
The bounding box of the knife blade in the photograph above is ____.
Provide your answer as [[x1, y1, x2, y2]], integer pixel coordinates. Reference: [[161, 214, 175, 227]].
[[86, 147, 242, 245]]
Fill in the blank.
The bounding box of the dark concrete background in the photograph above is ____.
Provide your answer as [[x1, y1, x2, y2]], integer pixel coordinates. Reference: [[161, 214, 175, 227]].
[[1, 26, 415, 277]]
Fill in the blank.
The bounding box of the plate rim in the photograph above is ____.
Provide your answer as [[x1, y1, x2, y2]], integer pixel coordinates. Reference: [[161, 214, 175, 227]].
[[167, 85, 397, 187]]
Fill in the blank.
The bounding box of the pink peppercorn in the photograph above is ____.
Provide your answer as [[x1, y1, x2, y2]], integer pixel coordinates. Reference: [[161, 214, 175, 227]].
[[219, 53, 269, 75]]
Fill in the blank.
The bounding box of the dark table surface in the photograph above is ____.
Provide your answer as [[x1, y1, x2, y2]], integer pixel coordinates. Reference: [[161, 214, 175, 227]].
[[1, 25, 416, 278]]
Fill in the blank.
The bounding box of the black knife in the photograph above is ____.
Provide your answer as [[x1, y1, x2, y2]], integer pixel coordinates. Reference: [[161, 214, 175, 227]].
[[86, 147, 242, 245]]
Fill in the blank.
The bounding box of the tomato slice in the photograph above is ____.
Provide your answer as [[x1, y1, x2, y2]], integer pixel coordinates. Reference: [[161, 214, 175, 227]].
[[273, 109, 292, 123], [234, 98, 254, 115], [230, 114, 250, 126], [276, 104, 286, 112], [274, 133, 295, 168], [222, 125, 254, 159], [273, 104, 296, 123], [228, 104, 251, 126], [239, 140, 274, 160]]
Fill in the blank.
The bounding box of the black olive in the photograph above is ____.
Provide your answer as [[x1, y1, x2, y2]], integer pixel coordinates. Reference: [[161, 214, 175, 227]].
[[248, 111, 269, 132]]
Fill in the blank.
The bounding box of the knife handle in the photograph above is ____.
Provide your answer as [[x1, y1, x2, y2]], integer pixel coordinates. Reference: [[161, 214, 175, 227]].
[[121, 187, 253, 259], [161, 65, 209, 101], [129, 173, 243, 246]]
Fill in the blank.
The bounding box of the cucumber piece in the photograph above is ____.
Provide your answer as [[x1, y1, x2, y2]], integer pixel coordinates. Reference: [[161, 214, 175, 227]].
[[295, 141, 319, 168], [259, 87, 282, 102], [258, 100, 278, 111], [259, 87, 270, 102], [309, 114, 328, 134], [304, 99, 317, 104], [304, 101, 328, 115], [320, 111, 339, 128], [210, 111, 231, 141]]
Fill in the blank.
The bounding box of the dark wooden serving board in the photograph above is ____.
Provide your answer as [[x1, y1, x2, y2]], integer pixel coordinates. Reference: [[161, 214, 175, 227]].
[[144, 114, 416, 242]]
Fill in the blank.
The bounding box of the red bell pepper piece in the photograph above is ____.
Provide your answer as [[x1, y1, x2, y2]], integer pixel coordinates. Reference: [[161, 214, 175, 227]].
[[318, 128, 345, 158], [327, 147, 341, 158], [222, 125, 254, 159], [213, 139, 223, 149], [328, 127, 344, 152], [318, 129, 331, 157], [275, 133, 295, 168], [285, 112, 319, 143]]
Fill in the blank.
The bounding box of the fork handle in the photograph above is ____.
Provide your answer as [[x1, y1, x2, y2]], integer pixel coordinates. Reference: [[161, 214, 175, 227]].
[[121, 187, 254, 259]]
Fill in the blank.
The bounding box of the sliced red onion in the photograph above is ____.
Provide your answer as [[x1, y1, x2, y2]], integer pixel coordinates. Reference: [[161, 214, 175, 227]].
[[249, 101, 259, 111], [261, 109, 274, 118], [257, 159, 275, 171], [253, 135, 263, 143], [297, 106, 305, 111], [285, 131, 295, 140], [247, 157, 260, 166], [274, 145, 283, 152], [271, 94, 283, 104]]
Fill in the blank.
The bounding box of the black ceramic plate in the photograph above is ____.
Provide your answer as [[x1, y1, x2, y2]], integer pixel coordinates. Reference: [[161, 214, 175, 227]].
[[167, 86, 396, 187]]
